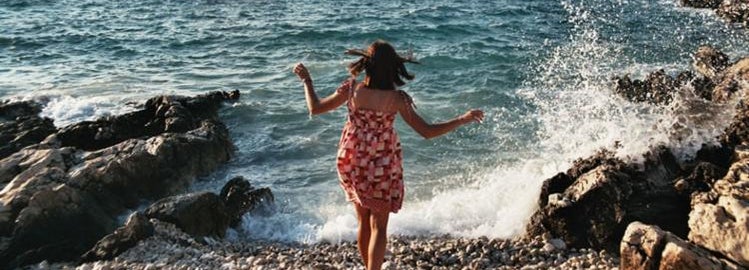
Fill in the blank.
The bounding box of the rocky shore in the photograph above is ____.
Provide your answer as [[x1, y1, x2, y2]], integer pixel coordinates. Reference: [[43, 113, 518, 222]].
[[0, 91, 250, 268], [526, 45, 749, 270], [682, 0, 749, 26]]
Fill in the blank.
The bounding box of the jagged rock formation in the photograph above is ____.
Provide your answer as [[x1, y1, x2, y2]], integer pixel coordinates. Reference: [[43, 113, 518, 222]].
[[81, 176, 273, 262], [0, 101, 57, 160], [689, 155, 749, 266], [682, 0, 749, 26], [681, 0, 722, 9], [0, 91, 238, 268], [526, 147, 687, 252], [528, 46, 749, 269], [80, 212, 155, 263]]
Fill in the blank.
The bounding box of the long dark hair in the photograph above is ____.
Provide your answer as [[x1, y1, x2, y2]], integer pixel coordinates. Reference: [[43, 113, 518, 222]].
[[347, 41, 416, 90]]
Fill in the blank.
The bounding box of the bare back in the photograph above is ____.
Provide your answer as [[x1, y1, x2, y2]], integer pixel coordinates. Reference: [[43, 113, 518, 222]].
[[349, 84, 408, 114]]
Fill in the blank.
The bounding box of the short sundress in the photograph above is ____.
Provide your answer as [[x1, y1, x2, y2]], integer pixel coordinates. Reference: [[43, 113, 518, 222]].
[[335, 78, 411, 213]]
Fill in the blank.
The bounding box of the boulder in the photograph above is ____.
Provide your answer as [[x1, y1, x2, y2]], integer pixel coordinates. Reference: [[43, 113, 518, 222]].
[[695, 143, 734, 169], [527, 147, 690, 252], [673, 162, 727, 195], [693, 45, 730, 79], [0, 184, 115, 269], [142, 177, 274, 239], [717, 1, 749, 25], [220, 176, 275, 226], [620, 222, 742, 270], [0, 146, 79, 235], [143, 192, 230, 238], [680, 0, 722, 9], [0, 101, 57, 160], [613, 70, 714, 105], [689, 196, 749, 266], [79, 177, 273, 262], [689, 157, 749, 266], [80, 212, 154, 263], [713, 57, 749, 103], [528, 165, 633, 251], [613, 70, 677, 105], [66, 119, 233, 213]]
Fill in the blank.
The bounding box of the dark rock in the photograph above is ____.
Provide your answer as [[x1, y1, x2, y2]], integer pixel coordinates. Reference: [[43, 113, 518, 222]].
[[80, 212, 154, 263], [566, 148, 627, 179], [613, 70, 680, 105], [0, 184, 115, 269], [220, 176, 275, 226], [613, 47, 729, 105], [695, 143, 734, 169], [57, 91, 239, 151], [614, 70, 717, 105], [677, 71, 716, 101], [624, 147, 690, 239], [533, 165, 634, 251], [0, 146, 79, 235], [537, 173, 574, 208], [717, 0, 749, 25], [683, 0, 749, 26], [720, 101, 749, 146], [144, 192, 229, 238], [0, 91, 238, 268], [77, 176, 273, 263], [132, 176, 274, 240], [713, 58, 749, 102], [680, 0, 722, 9], [0, 100, 57, 160], [675, 162, 727, 194], [693, 45, 730, 79], [527, 147, 690, 252], [641, 146, 682, 186], [66, 119, 233, 213]]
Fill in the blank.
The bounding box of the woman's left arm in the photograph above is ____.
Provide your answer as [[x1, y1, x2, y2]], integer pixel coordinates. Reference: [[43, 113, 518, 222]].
[[293, 63, 348, 115]]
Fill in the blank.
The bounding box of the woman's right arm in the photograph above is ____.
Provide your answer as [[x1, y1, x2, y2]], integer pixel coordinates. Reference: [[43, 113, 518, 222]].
[[398, 94, 484, 139], [293, 63, 348, 115]]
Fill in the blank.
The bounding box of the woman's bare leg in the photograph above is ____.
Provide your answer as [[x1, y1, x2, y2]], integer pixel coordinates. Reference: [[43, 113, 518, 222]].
[[368, 209, 390, 270], [354, 203, 372, 267]]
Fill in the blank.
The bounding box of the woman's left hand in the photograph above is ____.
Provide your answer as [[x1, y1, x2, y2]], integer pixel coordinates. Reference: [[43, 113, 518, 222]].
[[461, 109, 484, 124], [293, 63, 311, 82]]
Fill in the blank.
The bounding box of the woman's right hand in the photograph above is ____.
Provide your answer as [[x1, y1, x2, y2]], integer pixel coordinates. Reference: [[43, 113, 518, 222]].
[[293, 63, 311, 82], [461, 109, 484, 124]]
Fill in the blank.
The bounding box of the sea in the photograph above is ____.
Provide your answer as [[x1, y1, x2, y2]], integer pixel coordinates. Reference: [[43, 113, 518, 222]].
[[2, 0, 748, 244]]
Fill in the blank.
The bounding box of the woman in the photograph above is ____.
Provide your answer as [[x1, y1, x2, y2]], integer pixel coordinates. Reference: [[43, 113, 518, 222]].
[[293, 40, 484, 270]]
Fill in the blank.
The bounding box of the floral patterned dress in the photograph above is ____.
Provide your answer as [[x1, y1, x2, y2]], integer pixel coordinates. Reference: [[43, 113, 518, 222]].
[[335, 78, 406, 213]]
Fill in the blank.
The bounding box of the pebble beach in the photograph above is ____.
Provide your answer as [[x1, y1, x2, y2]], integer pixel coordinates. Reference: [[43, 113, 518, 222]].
[[57, 220, 619, 270]]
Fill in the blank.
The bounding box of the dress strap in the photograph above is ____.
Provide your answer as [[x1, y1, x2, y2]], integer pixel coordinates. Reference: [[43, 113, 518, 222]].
[[346, 78, 357, 108], [335, 77, 357, 108], [398, 90, 416, 109]]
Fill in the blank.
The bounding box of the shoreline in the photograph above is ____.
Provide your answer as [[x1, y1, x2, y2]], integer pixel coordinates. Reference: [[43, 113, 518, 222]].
[[63, 220, 619, 270]]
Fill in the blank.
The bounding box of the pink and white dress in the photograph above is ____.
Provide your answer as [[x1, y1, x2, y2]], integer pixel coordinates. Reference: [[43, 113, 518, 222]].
[[335, 78, 410, 213]]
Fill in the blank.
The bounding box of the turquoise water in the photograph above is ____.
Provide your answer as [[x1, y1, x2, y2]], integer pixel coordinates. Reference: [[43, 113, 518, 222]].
[[1, 0, 748, 242]]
